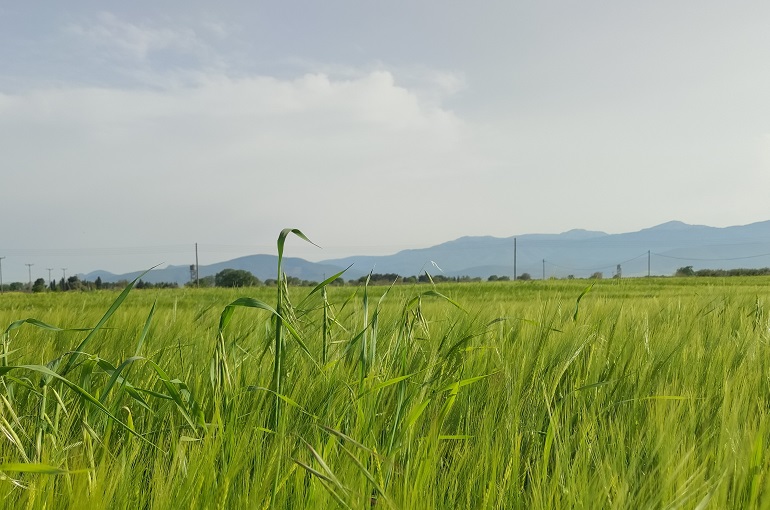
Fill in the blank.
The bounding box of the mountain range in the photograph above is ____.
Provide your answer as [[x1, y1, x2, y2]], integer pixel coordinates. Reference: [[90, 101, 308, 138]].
[[81, 220, 770, 284]]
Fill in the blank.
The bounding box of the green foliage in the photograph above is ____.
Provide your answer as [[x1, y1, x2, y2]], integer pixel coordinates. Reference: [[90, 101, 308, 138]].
[[2, 247, 770, 508], [357, 273, 401, 284], [676, 265, 696, 276], [214, 268, 260, 288], [677, 266, 770, 277], [31, 278, 46, 293], [194, 275, 216, 287]]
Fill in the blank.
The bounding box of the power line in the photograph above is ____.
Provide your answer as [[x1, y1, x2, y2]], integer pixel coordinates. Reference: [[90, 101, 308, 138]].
[[652, 252, 770, 262], [544, 252, 648, 272], [0, 245, 194, 256]]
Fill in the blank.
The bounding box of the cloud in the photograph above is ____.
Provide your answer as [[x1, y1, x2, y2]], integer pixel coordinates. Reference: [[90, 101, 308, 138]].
[[66, 12, 212, 62], [760, 133, 770, 169], [0, 69, 470, 266]]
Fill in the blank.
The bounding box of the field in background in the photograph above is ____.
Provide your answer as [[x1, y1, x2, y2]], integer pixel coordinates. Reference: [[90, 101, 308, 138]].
[[1, 276, 770, 509]]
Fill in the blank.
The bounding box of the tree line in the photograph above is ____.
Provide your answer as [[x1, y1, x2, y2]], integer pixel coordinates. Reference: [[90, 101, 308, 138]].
[[0, 275, 181, 293], [5, 266, 770, 293], [675, 266, 770, 277]]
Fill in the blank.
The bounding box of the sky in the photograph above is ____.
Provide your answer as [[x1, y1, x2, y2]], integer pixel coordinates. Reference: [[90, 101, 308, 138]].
[[2, 1, 770, 283]]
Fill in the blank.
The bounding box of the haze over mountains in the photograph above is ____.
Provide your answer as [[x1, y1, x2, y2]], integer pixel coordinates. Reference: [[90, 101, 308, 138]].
[[82, 220, 770, 284]]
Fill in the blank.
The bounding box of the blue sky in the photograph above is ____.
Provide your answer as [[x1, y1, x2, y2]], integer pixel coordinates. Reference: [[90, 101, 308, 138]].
[[1, 2, 769, 282]]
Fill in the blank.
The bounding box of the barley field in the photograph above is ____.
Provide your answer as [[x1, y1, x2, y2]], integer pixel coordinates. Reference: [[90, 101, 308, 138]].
[[1, 255, 770, 508]]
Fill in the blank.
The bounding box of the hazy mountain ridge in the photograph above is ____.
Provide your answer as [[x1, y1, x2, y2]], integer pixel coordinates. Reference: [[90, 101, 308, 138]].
[[81, 220, 770, 283], [320, 220, 770, 279], [81, 255, 346, 285]]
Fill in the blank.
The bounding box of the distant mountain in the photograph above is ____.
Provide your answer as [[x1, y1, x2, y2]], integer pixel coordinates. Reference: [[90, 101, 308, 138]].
[[80, 220, 770, 283], [320, 220, 770, 279], [81, 255, 347, 285]]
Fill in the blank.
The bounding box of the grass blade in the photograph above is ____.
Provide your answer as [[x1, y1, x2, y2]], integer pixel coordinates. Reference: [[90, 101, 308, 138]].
[[60, 268, 154, 377]]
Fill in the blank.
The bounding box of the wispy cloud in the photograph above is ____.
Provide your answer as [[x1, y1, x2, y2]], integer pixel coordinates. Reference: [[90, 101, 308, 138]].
[[66, 12, 214, 63]]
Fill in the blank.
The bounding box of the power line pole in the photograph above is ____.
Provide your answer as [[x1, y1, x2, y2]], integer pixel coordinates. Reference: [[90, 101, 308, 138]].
[[648, 250, 651, 277], [195, 243, 200, 287], [25, 263, 34, 291], [513, 238, 517, 281], [46, 268, 54, 286], [0, 257, 5, 294], [61, 268, 67, 291]]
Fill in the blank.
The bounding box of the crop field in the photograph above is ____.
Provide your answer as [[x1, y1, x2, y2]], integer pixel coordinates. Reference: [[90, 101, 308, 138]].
[[1, 256, 770, 507]]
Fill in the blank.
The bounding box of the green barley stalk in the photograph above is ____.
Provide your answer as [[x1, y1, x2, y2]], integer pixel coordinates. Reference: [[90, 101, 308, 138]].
[[322, 285, 329, 365], [273, 228, 317, 430]]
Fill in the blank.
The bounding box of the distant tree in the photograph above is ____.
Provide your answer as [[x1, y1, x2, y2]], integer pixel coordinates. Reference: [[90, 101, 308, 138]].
[[32, 278, 47, 293], [358, 273, 401, 285], [67, 275, 83, 291], [215, 269, 259, 287], [9, 282, 24, 292], [675, 266, 695, 277], [95, 276, 103, 290], [497, 275, 510, 281], [198, 275, 216, 288], [590, 272, 603, 280], [518, 273, 532, 281], [488, 275, 499, 281]]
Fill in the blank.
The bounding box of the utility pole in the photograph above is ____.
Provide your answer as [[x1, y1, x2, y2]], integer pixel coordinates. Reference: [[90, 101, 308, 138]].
[[25, 263, 34, 291], [648, 250, 651, 277], [0, 256, 5, 294], [195, 243, 200, 287], [513, 238, 517, 281], [61, 268, 67, 291], [46, 268, 54, 286]]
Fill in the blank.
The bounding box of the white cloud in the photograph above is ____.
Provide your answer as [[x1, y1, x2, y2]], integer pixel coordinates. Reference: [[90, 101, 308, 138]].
[[0, 70, 471, 273], [760, 133, 770, 170], [4, 3, 769, 282], [66, 12, 211, 62]]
